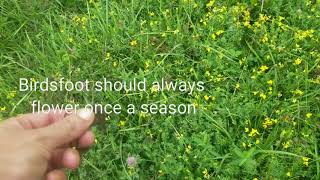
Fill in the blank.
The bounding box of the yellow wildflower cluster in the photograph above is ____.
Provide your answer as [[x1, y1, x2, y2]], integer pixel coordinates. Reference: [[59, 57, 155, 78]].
[[294, 58, 302, 65], [105, 52, 111, 61], [254, 14, 270, 30], [175, 132, 184, 140], [277, 16, 287, 30], [282, 140, 292, 149], [204, 95, 215, 101], [262, 117, 278, 129], [72, 15, 88, 29], [185, 145, 192, 154], [7, 91, 16, 99], [243, 9, 251, 28], [302, 157, 310, 166], [202, 168, 210, 179], [214, 74, 225, 82], [292, 89, 304, 96], [261, 34, 269, 43], [144, 60, 152, 70], [259, 92, 267, 100], [259, 65, 269, 73], [0, 106, 6, 111], [211, 30, 224, 40], [206, 0, 215, 8], [306, 113, 312, 119], [151, 84, 159, 94], [88, 37, 98, 44], [295, 29, 315, 40], [247, 128, 259, 137]]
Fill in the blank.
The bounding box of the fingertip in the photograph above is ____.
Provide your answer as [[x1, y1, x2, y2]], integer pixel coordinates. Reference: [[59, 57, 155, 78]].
[[62, 148, 80, 170], [76, 108, 95, 122], [78, 130, 95, 148], [47, 170, 66, 180], [36, 109, 95, 149]]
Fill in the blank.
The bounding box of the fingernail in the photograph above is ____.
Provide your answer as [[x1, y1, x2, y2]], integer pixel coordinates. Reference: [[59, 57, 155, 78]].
[[77, 108, 93, 121]]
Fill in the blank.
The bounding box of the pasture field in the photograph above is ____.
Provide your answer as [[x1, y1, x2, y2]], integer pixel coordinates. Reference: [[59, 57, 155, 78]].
[[0, 0, 320, 179]]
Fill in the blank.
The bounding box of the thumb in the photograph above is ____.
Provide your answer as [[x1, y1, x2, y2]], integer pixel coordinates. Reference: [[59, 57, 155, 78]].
[[35, 108, 95, 149]]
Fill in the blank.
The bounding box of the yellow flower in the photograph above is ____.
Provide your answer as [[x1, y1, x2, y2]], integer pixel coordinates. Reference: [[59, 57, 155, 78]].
[[144, 60, 151, 69], [282, 141, 291, 149], [211, 33, 216, 40], [7, 91, 17, 99], [259, 65, 269, 72], [72, 15, 81, 23], [294, 58, 302, 65], [258, 14, 270, 22], [173, 29, 180, 35], [261, 35, 268, 43], [267, 80, 273, 85], [262, 117, 278, 129], [306, 113, 313, 118], [151, 85, 159, 94], [235, 83, 240, 89], [206, 0, 215, 8], [205, 71, 211, 77], [293, 89, 304, 96], [240, 58, 246, 65], [0, 106, 6, 111], [148, 11, 155, 17], [202, 168, 210, 179], [286, 172, 292, 177], [193, 102, 199, 108], [68, 37, 74, 43], [248, 128, 259, 137], [81, 16, 88, 24], [255, 139, 260, 144], [302, 157, 310, 166], [242, 142, 247, 147], [259, 93, 267, 100], [243, 21, 252, 28], [204, 95, 210, 101], [118, 120, 126, 126], [295, 29, 315, 40], [185, 145, 192, 153], [130, 40, 137, 46], [216, 30, 224, 36], [193, 3, 198, 8], [175, 133, 184, 140], [105, 52, 111, 60]]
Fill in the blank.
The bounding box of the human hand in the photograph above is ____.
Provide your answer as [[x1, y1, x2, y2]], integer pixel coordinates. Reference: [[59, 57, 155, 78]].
[[0, 109, 95, 180]]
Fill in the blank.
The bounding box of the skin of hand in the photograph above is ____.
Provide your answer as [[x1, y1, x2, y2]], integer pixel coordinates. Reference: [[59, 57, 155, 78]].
[[0, 108, 95, 180]]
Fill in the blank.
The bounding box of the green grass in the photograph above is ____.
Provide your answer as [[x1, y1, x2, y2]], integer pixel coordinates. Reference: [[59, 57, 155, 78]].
[[1, 0, 320, 179]]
